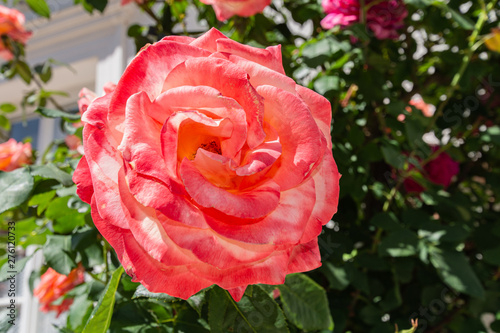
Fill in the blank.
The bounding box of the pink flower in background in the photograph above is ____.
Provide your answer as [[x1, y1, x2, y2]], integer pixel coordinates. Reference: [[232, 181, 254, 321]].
[[321, 0, 360, 29], [200, 0, 271, 21], [366, 0, 407, 40], [0, 5, 32, 60], [121, 0, 144, 5], [398, 96, 434, 122], [73, 28, 340, 301], [65, 135, 85, 155], [33, 264, 85, 317], [404, 148, 460, 193], [321, 0, 407, 40], [0, 139, 32, 171]]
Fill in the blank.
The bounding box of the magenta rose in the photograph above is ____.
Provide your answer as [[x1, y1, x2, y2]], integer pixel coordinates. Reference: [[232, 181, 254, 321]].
[[73, 28, 340, 301], [404, 148, 459, 193], [321, 0, 407, 40], [199, 0, 271, 21]]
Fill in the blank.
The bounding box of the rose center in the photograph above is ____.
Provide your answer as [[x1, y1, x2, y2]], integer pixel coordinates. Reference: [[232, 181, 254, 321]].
[[199, 140, 221, 155]]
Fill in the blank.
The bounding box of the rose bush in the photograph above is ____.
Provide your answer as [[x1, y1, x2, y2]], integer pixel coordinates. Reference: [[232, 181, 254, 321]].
[[0, 5, 31, 60], [74, 28, 340, 301], [0, 138, 32, 171], [199, 0, 271, 21], [33, 264, 85, 317]]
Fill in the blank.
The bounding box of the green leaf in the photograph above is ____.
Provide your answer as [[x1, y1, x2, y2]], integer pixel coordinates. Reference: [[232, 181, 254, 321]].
[[0, 103, 16, 113], [0, 168, 34, 214], [429, 248, 485, 298], [174, 306, 210, 333], [443, 5, 474, 30], [68, 294, 94, 332], [82, 266, 124, 333], [403, 0, 433, 8], [381, 140, 404, 169], [0, 252, 36, 282], [278, 273, 334, 331], [482, 246, 500, 266], [378, 229, 419, 257], [85, 0, 108, 12], [43, 235, 75, 275], [370, 212, 402, 231], [28, 190, 56, 215], [314, 75, 340, 95], [35, 107, 81, 121], [34, 62, 52, 83], [15, 61, 32, 84], [405, 117, 426, 150], [208, 286, 288, 333], [26, 0, 51, 18], [30, 164, 74, 186], [132, 285, 177, 302], [0, 114, 10, 131], [322, 262, 349, 290]]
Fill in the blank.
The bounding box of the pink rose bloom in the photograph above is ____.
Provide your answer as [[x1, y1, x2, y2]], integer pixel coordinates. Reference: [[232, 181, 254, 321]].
[[65, 135, 85, 155], [321, 0, 407, 40], [0, 139, 32, 172], [73, 28, 340, 301], [199, 0, 271, 21], [0, 5, 32, 60], [33, 264, 85, 317], [321, 0, 359, 28], [404, 148, 459, 193]]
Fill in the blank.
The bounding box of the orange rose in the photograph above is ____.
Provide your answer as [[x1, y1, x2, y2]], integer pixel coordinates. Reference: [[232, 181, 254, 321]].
[[0, 139, 32, 172], [33, 264, 85, 317], [0, 5, 31, 60]]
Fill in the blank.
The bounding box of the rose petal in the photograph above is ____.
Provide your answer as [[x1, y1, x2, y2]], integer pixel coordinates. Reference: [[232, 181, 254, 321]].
[[162, 57, 266, 149], [180, 158, 281, 219], [258, 85, 325, 190], [151, 85, 247, 160], [108, 41, 211, 128], [286, 239, 322, 274], [73, 156, 94, 204], [205, 178, 316, 244], [296, 85, 332, 149], [216, 38, 285, 74], [299, 150, 341, 244]]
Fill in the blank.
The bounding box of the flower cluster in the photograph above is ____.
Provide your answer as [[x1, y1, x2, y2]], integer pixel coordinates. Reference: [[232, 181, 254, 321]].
[[321, 0, 408, 40], [0, 5, 31, 60]]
